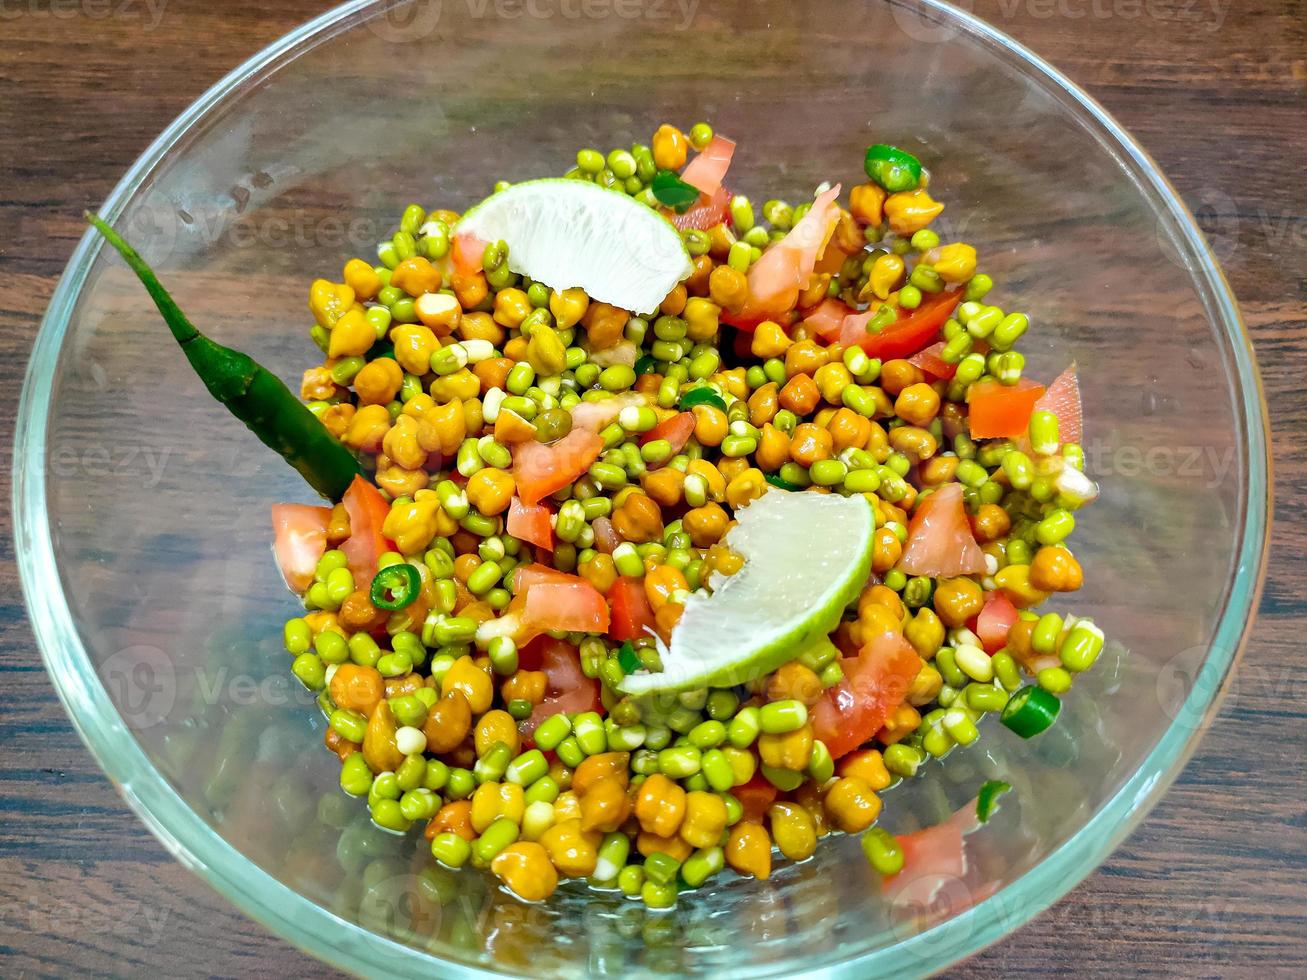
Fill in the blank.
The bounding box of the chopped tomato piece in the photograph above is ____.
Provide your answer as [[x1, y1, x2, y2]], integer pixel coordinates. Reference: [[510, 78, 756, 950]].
[[839, 289, 962, 360], [802, 298, 855, 341], [897, 483, 988, 578], [523, 581, 610, 635], [608, 577, 658, 643], [909, 341, 956, 380], [640, 412, 695, 454], [810, 630, 922, 759], [1033, 363, 1082, 445], [883, 804, 974, 902], [967, 377, 1045, 439], [511, 563, 590, 591], [511, 428, 605, 505], [680, 135, 735, 195], [340, 476, 393, 585], [270, 503, 332, 593], [669, 185, 731, 231], [569, 392, 644, 433], [450, 232, 486, 277], [974, 592, 1018, 654], [735, 773, 778, 824], [506, 497, 553, 552], [726, 185, 842, 329], [522, 639, 602, 736]]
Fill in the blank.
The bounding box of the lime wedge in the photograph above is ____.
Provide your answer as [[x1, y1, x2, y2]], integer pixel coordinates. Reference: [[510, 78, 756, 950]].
[[618, 489, 875, 696], [456, 179, 692, 314]]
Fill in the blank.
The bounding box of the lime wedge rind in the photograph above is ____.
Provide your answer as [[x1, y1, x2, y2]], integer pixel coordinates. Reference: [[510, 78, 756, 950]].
[[455, 179, 692, 315], [618, 490, 875, 695]]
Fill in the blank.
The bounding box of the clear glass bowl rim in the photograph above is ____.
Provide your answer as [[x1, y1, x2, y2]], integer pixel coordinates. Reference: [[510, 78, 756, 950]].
[[13, 0, 1272, 976]]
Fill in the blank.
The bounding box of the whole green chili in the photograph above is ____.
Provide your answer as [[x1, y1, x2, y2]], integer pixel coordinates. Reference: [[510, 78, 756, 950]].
[[86, 214, 360, 501]]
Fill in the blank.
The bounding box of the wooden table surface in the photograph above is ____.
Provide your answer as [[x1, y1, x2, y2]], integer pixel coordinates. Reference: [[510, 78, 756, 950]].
[[1, 1, 1303, 976]]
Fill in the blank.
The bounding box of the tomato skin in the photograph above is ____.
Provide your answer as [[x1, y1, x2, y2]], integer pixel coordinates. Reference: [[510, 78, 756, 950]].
[[640, 412, 695, 454], [909, 341, 956, 380], [840, 289, 962, 360], [810, 631, 922, 759], [608, 577, 658, 643], [725, 185, 842, 330], [680, 135, 735, 195], [512, 428, 605, 506], [1033, 363, 1082, 445], [507, 497, 553, 551], [523, 582, 610, 635], [669, 185, 732, 231], [735, 773, 778, 824], [450, 233, 486, 277], [522, 639, 602, 736], [967, 377, 1045, 439], [802, 298, 855, 341], [340, 476, 394, 585], [974, 592, 1018, 654], [898, 483, 988, 578], [271, 504, 332, 593]]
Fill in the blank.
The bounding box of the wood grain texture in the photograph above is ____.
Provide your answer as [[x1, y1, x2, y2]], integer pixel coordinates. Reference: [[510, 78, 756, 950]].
[[0, 0, 1303, 976]]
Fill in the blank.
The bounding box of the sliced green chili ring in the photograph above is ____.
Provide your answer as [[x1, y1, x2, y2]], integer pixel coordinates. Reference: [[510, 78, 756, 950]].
[[617, 640, 642, 676], [999, 685, 1060, 738], [370, 563, 422, 611], [651, 170, 700, 212], [976, 779, 1012, 823], [765, 473, 803, 492], [678, 387, 728, 413], [864, 144, 923, 193], [634, 354, 660, 375]]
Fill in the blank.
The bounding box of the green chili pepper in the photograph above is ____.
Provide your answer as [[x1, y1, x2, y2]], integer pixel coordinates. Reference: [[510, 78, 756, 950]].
[[678, 386, 728, 413], [976, 779, 1012, 823], [369, 563, 421, 611], [86, 214, 360, 501], [1000, 685, 1061, 738], [634, 354, 659, 375], [864, 144, 923, 193], [616, 641, 642, 675], [651, 170, 700, 212], [764, 473, 803, 492]]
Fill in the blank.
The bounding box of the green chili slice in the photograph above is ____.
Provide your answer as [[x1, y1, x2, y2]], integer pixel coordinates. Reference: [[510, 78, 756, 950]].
[[764, 473, 803, 492], [678, 386, 728, 413], [976, 779, 1012, 823], [86, 213, 361, 502], [864, 144, 922, 193], [1000, 685, 1061, 738], [634, 354, 659, 375], [616, 640, 642, 675], [370, 563, 421, 611], [651, 170, 700, 212]]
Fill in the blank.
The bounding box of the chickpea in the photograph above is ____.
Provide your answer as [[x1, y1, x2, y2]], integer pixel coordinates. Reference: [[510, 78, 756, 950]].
[[390, 256, 442, 296], [849, 182, 887, 226], [645, 565, 689, 613], [884, 188, 945, 236], [343, 403, 392, 453], [549, 287, 590, 330], [683, 502, 730, 547], [685, 254, 714, 296], [343, 258, 382, 301], [390, 323, 438, 376], [726, 821, 772, 880], [540, 819, 602, 878], [709, 265, 748, 314], [879, 359, 925, 397], [491, 842, 558, 902], [691, 404, 729, 447], [779, 374, 820, 415], [827, 407, 871, 454], [642, 466, 685, 507], [747, 383, 780, 426], [441, 657, 493, 714], [767, 661, 823, 707], [329, 663, 385, 717], [758, 724, 814, 771], [451, 270, 489, 310], [904, 607, 946, 658], [475, 709, 521, 758], [424, 690, 472, 753], [750, 319, 793, 359], [501, 670, 547, 705], [814, 363, 853, 404], [417, 398, 466, 458], [767, 802, 817, 861], [683, 297, 721, 342], [1029, 546, 1084, 592], [328, 309, 375, 358], [933, 577, 985, 627], [634, 774, 687, 839], [300, 366, 339, 402], [354, 357, 404, 405], [362, 700, 403, 773], [871, 526, 902, 574], [790, 423, 833, 466], [580, 301, 627, 350], [824, 777, 882, 833], [466, 467, 515, 516], [577, 553, 617, 594], [971, 503, 1011, 543], [895, 383, 941, 427], [725, 467, 766, 509], [888, 425, 937, 461], [920, 455, 959, 486], [579, 775, 630, 833], [320, 402, 356, 439], [415, 292, 462, 335], [381, 415, 426, 470], [755, 423, 791, 471], [652, 124, 688, 170]]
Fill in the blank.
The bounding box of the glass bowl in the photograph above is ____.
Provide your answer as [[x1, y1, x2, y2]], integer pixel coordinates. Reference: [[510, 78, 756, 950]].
[[14, 0, 1270, 975]]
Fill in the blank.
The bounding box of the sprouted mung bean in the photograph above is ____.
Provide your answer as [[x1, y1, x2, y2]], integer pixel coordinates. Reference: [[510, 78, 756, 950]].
[[102, 121, 1102, 908]]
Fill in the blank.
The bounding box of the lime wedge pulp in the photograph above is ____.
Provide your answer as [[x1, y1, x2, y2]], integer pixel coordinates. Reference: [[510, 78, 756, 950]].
[[455, 179, 693, 315], [618, 489, 875, 695]]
